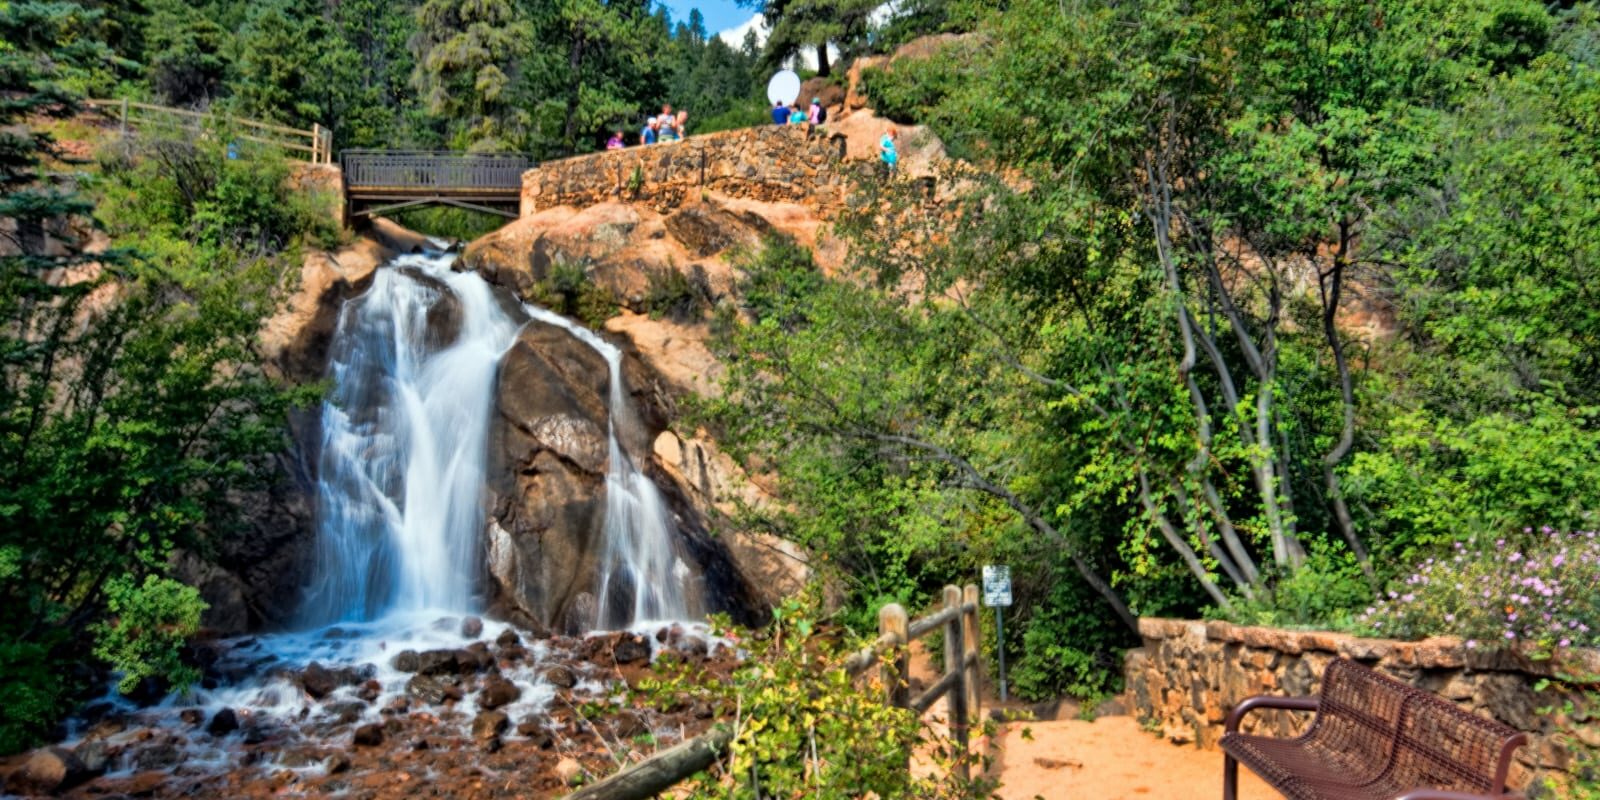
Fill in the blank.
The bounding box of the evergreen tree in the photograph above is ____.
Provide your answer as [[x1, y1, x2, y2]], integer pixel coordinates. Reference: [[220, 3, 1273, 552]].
[[740, 0, 877, 76], [410, 0, 532, 151]]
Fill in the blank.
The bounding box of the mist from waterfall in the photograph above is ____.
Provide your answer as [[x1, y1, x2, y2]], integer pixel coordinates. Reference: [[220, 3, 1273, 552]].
[[522, 305, 701, 629], [299, 251, 523, 625], [299, 248, 698, 630]]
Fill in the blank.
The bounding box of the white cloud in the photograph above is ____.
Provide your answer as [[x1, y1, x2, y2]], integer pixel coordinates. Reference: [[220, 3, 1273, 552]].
[[715, 12, 841, 72]]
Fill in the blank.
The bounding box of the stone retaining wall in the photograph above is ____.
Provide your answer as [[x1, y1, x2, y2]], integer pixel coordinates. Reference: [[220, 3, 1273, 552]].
[[520, 126, 853, 215], [1125, 618, 1599, 796]]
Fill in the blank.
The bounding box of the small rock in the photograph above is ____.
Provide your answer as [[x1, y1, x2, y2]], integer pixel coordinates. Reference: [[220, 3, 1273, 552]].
[[352, 724, 385, 747], [472, 710, 508, 740], [543, 665, 578, 689], [458, 644, 494, 672], [179, 708, 204, 727], [391, 650, 421, 672], [613, 634, 651, 664], [206, 708, 240, 736], [72, 740, 114, 775], [495, 629, 521, 648], [323, 753, 352, 774], [613, 710, 648, 739], [415, 649, 458, 676], [300, 661, 338, 699], [479, 676, 522, 710], [132, 740, 181, 771], [356, 679, 381, 702], [6, 747, 89, 795], [554, 756, 583, 786], [1033, 756, 1083, 770], [461, 616, 484, 638], [516, 720, 554, 748], [327, 701, 366, 725]]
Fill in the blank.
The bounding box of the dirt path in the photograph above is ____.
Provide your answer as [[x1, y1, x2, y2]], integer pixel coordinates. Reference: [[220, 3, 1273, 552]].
[[985, 715, 1277, 799]]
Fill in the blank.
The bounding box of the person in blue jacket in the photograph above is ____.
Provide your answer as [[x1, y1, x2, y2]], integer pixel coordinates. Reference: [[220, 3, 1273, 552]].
[[772, 100, 789, 125], [640, 118, 659, 145]]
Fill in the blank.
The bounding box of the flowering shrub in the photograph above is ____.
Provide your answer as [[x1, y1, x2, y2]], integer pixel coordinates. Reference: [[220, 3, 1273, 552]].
[[1356, 528, 1600, 652]]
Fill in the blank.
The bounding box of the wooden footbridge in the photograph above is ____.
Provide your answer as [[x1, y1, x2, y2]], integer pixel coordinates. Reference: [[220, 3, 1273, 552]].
[[340, 150, 529, 221]]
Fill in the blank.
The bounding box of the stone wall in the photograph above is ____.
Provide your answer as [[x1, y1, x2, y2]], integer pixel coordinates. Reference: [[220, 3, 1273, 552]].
[[521, 126, 853, 216], [1125, 618, 1600, 796]]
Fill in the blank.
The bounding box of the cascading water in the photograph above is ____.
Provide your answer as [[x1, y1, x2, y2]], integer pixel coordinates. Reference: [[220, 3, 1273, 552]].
[[298, 250, 523, 624], [522, 306, 702, 628]]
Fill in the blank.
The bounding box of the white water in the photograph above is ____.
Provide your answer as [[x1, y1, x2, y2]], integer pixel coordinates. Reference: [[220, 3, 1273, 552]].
[[521, 306, 702, 629], [299, 251, 523, 624]]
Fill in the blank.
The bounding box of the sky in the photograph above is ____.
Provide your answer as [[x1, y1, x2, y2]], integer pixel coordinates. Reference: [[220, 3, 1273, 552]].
[[655, 0, 759, 39]]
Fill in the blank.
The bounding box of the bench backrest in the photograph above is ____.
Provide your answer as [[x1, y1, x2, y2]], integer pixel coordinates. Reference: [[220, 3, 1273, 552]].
[[1316, 658, 1524, 796]]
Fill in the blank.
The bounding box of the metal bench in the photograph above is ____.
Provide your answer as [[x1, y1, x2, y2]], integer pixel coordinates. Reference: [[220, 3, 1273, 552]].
[[1222, 658, 1527, 800]]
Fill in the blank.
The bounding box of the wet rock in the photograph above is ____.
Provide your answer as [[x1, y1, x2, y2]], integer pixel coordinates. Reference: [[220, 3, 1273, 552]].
[[179, 708, 204, 727], [391, 650, 421, 672], [458, 644, 495, 672], [324, 753, 352, 774], [614, 634, 651, 664], [516, 720, 555, 748], [472, 710, 508, 741], [674, 636, 710, 660], [327, 701, 366, 725], [356, 679, 381, 702], [415, 649, 459, 676], [613, 710, 648, 739], [495, 629, 521, 648], [72, 740, 114, 775], [132, 740, 181, 771], [543, 665, 578, 689], [406, 674, 459, 705], [479, 676, 522, 710], [300, 661, 338, 698], [461, 616, 484, 638], [206, 708, 239, 737], [353, 724, 385, 747], [6, 747, 89, 795]]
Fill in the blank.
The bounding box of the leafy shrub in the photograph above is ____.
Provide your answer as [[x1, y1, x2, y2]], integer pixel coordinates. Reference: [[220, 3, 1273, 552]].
[[0, 640, 76, 755], [628, 597, 983, 799], [644, 264, 711, 321], [1218, 541, 1373, 630], [733, 234, 824, 330], [92, 575, 207, 695], [1357, 529, 1600, 652], [527, 260, 620, 329]]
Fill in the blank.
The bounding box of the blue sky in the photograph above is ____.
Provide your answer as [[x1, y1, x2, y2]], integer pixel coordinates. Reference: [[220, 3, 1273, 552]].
[[656, 0, 756, 37]]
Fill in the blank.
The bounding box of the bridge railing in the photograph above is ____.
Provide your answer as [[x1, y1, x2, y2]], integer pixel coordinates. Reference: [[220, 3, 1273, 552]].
[[85, 99, 333, 163], [341, 150, 530, 192]]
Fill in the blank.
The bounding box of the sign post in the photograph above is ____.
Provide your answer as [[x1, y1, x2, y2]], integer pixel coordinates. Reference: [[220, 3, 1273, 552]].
[[981, 565, 1012, 702]]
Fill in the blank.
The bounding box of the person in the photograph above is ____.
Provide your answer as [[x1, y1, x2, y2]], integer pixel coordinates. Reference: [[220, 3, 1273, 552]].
[[772, 100, 788, 125], [659, 112, 679, 142], [657, 104, 674, 130], [640, 118, 658, 145], [808, 97, 824, 126], [788, 102, 807, 125], [879, 125, 898, 174], [676, 110, 688, 138], [606, 129, 625, 150]]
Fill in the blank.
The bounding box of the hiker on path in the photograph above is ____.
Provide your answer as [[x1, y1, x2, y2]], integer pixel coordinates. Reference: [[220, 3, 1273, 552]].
[[879, 126, 899, 173], [788, 102, 807, 125], [606, 129, 625, 149], [808, 97, 825, 126], [640, 118, 659, 145], [772, 100, 788, 125]]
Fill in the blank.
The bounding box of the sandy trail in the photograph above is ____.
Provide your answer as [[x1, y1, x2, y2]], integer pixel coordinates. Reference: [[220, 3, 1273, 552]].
[[985, 715, 1277, 799]]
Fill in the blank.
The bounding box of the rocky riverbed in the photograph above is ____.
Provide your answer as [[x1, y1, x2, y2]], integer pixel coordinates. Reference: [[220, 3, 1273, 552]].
[[2, 614, 736, 799]]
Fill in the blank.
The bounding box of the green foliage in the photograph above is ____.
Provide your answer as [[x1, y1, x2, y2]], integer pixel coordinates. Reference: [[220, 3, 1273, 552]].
[[628, 597, 981, 798], [526, 260, 620, 330], [91, 575, 207, 695], [391, 206, 505, 243], [643, 265, 711, 322], [1217, 542, 1372, 630], [0, 640, 75, 755]]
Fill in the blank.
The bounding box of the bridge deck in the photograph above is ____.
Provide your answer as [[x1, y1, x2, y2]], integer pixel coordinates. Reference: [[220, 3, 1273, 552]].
[[341, 150, 529, 220]]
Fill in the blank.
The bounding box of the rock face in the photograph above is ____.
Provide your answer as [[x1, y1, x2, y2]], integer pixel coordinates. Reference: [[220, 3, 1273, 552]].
[[1126, 618, 1600, 797], [484, 319, 766, 633]]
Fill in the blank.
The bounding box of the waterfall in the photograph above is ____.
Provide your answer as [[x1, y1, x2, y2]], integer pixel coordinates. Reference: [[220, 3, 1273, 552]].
[[522, 305, 701, 628], [300, 248, 697, 630], [299, 251, 523, 624]]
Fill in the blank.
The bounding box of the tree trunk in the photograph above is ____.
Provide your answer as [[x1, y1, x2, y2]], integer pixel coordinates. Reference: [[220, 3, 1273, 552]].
[[1318, 222, 1373, 579], [815, 42, 830, 77]]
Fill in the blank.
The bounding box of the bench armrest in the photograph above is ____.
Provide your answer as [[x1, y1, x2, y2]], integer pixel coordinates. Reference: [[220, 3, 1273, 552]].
[[1392, 792, 1525, 800], [1224, 695, 1319, 734]]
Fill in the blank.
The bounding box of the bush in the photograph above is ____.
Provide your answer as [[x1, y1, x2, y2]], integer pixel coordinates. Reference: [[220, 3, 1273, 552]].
[[526, 260, 619, 330], [1217, 541, 1373, 631], [1357, 528, 1600, 652], [92, 575, 207, 695], [643, 264, 711, 322]]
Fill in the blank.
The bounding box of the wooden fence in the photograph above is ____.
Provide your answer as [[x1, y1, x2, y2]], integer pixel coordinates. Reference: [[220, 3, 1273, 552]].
[[84, 99, 333, 163], [564, 584, 983, 800]]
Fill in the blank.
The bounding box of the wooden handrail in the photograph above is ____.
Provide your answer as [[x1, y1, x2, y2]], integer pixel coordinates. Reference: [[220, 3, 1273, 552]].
[[83, 99, 332, 163], [561, 584, 983, 800]]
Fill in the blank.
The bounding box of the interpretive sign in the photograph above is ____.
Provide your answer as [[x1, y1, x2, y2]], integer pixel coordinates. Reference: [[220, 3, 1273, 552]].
[[982, 564, 1012, 607]]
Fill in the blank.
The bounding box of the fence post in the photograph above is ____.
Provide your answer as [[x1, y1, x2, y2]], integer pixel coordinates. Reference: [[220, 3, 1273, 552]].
[[879, 603, 909, 709], [942, 585, 969, 783], [312, 123, 322, 163], [119, 98, 129, 138], [962, 584, 981, 723]]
